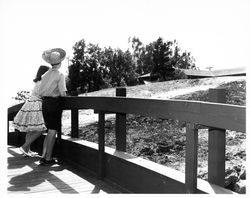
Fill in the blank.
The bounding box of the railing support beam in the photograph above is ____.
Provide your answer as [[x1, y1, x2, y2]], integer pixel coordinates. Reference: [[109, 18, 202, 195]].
[[98, 112, 105, 179], [115, 88, 127, 152], [208, 88, 226, 187], [71, 109, 79, 138], [185, 123, 198, 193]]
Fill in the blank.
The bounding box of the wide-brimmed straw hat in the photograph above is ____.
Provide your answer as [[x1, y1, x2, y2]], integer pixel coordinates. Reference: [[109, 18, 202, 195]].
[[42, 48, 66, 65]]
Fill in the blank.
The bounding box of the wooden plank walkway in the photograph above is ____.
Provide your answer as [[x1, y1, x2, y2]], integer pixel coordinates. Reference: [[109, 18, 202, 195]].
[[7, 146, 122, 194]]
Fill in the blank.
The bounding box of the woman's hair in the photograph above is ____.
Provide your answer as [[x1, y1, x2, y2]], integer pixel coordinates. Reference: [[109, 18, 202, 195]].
[[33, 65, 50, 82]]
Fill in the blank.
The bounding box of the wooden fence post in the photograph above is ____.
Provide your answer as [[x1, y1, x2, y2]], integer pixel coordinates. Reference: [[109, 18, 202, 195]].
[[115, 88, 127, 152], [185, 123, 198, 193], [71, 109, 79, 138], [98, 112, 105, 179], [208, 88, 226, 187]]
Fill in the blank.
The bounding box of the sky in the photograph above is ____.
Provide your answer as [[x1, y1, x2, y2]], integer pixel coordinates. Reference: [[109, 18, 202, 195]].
[[1, 0, 249, 102]]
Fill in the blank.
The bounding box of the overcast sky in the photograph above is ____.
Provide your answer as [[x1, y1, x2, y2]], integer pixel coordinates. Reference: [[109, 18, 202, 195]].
[[1, 0, 249, 100]]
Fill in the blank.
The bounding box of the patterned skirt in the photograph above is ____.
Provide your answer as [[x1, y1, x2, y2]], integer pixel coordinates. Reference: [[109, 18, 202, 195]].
[[13, 96, 47, 132]]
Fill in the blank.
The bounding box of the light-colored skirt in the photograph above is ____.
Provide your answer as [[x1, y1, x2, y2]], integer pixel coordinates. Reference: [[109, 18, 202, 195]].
[[13, 96, 47, 132]]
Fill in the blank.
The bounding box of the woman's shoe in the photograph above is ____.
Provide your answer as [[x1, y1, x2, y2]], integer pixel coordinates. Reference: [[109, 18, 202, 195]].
[[39, 158, 46, 164], [28, 150, 38, 157], [40, 158, 57, 166], [19, 147, 30, 156]]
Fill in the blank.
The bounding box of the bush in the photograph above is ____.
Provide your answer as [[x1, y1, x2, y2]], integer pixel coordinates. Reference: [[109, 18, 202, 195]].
[[13, 90, 31, 102], [172, 69, 187, 80]]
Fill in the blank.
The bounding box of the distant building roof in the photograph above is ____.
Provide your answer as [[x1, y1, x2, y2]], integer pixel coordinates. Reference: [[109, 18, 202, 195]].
[[180, 69, 214, 77], [181, 67, 246, 77], [139, 67, 246, 80], [212, 67, 246, 76]]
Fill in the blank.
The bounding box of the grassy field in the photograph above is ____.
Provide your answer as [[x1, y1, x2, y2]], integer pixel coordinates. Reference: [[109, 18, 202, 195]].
[[61, 76, 246, 193]]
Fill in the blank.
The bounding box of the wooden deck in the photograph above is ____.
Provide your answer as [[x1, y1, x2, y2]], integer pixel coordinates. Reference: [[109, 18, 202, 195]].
[[7, 146, 122, 194]]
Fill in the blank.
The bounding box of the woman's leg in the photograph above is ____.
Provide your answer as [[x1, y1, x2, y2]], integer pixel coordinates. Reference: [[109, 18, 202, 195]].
[[44, 129, 57, 160], [41, 97, 61, 162], [21, 131, 44, 152], [21, 132, 31, 152], [41, 133, 48, 158]]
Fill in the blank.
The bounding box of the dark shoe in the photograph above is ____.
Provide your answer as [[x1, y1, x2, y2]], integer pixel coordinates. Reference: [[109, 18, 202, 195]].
[[39, 158, 46, 164], [41, 159, 57, 166]]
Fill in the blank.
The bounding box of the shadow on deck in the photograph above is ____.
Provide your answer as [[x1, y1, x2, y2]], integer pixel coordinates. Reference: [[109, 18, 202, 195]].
[[7, 146, 122, 194]]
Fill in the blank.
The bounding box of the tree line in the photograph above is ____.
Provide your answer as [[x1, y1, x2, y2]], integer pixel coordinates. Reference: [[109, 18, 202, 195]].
[[66, 37, 197, 95]]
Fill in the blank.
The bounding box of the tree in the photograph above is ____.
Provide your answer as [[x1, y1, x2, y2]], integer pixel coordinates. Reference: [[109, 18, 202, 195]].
[[68, 36, 196, 92], [100, 47, 115, 88], [130, 37, 196, 81], [122, 50, 139, 86], [67, 65, 80, 95], [70, 39, 109, 93], [129, 36, 154, 75], [108, 49, 138, 87], [69, 39, 139, 93], [151, 37, 175, 81], [109, 49, 126, 86], [172, 40, 196, 70], [84, 43, 106, 92], [67, 39, 86, 94]]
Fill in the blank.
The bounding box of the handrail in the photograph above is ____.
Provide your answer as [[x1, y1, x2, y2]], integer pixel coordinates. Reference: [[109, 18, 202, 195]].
[[8, 96, 245, 133], [60, 96, 245, 132]]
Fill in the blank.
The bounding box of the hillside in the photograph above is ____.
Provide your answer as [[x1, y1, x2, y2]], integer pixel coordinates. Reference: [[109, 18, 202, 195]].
[[79, 76, 245, 100], [61, 76, 246, 193]]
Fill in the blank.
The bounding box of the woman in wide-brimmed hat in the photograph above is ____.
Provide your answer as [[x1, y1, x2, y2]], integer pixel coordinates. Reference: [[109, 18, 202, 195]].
[[39, 48, 67, 165], [13, 65, 50, 157], [42, 48, 66, 65]]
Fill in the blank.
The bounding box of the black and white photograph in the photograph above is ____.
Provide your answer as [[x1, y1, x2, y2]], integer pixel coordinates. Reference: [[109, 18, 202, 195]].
[[1, 0, 248, 195]]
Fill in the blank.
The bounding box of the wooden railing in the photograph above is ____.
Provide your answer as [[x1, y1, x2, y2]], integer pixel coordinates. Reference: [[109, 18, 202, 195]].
[[7, 88, 246, 193]]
